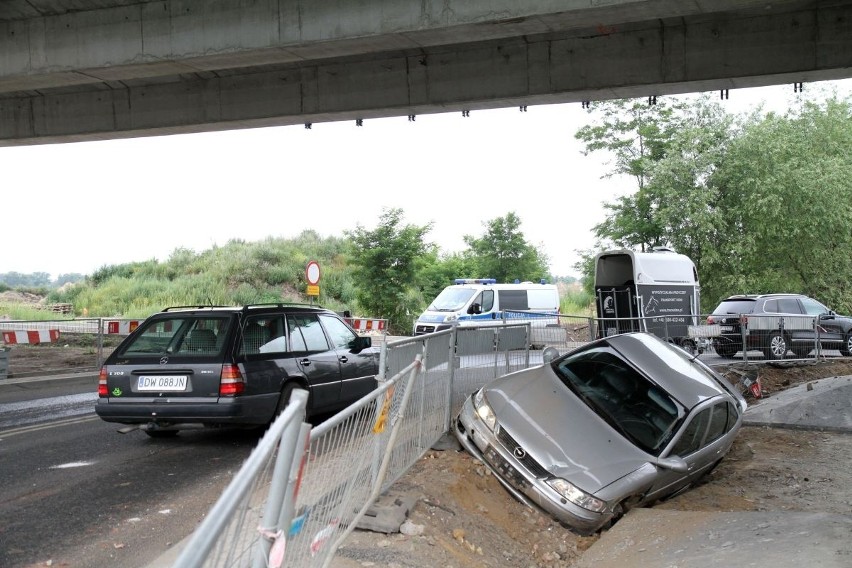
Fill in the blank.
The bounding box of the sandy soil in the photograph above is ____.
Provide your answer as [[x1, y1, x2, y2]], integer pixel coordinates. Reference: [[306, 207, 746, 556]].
[[333, 359, 852, 568]]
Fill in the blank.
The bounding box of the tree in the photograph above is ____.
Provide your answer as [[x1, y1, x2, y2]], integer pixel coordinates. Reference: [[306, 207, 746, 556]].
[[346, 208, 433, 334], [576, 97, 717, 253], [704, 96, 852, 311], [415, 250, 477, 307], [576, 92, 852, 313], [462, 212, 549, 283]]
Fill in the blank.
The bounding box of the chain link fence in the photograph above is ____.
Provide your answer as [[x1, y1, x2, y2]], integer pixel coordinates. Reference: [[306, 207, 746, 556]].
[[0, 318, 132, 376], [503, 310, 850, 364]]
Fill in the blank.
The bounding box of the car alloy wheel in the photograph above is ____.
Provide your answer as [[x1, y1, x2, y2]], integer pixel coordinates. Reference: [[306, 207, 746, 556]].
[[765, 332, 788, 360]]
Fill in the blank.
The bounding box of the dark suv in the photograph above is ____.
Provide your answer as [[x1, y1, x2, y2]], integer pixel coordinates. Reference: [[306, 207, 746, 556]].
[[707, 294, 852, 360], [96, 304, 379, 437]]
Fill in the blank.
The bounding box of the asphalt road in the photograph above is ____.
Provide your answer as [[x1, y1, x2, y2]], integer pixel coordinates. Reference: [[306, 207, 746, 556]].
[[0, 377, 259, 568]]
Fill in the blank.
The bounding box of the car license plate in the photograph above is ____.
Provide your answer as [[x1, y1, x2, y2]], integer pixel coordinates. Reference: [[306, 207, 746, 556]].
[[137, 375, 188, 391], [721, 326, 733, 332], [483, 446, 528, 491]]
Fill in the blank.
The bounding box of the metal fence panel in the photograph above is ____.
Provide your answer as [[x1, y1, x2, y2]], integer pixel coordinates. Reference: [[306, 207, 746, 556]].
[[157, 314, 852, 567], [172, 389, 311, 568]]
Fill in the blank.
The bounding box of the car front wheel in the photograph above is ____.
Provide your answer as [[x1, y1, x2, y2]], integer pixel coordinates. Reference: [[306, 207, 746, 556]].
[[764, 332, 788, 360]]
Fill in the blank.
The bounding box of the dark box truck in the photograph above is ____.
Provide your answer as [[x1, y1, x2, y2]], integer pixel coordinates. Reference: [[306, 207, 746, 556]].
[[594, 247, 702, 352]]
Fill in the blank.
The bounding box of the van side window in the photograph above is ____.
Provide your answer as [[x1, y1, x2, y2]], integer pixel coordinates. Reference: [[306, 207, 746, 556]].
[[480, 290, 495, 312], [498, 289, 528, 310], [288, 314, 330, 352]]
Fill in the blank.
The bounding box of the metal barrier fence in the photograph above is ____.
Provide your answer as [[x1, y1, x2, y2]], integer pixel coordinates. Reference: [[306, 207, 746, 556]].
[[172, 389, 312, 568], [0, 318, 112, 376], [173, 323, 535, 568], [511, 311, 850, 363], [177, 315, 852, 567]]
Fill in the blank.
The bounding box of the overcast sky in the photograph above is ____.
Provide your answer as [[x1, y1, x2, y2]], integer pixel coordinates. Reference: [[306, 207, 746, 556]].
[[3, 79, 850, 280]]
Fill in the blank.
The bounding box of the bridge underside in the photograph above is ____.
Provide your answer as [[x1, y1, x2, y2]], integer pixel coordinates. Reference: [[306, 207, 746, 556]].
[[0, 0, 850, 146]]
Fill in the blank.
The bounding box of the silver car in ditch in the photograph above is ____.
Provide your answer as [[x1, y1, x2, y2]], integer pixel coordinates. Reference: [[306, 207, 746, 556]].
[[453, 332, 747, 534]]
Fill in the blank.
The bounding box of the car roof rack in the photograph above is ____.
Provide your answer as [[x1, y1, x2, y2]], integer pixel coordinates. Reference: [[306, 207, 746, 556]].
[[242, 302, 327, 311], [161, 305, 234, 312]]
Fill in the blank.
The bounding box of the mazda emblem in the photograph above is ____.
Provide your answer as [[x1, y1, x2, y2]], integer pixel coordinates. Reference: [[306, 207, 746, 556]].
[[160, 356, 169, 365], [513, 446, 526, 459]]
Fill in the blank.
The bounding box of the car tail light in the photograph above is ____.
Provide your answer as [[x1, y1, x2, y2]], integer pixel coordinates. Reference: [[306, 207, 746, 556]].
[[98, 367, 109, 397], [219, 364, 245, 396]]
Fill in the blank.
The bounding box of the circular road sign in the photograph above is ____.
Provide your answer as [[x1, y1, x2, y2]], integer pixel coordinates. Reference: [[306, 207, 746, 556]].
[[306, 261, 321, 285]]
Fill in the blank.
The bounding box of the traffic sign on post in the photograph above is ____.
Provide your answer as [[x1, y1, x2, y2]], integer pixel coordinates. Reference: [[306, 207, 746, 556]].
[[306, 261, 321, 297], [306, 261, 321, 285]]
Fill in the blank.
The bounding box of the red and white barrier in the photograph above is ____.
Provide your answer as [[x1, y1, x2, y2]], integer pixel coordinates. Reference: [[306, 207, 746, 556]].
[[345, 318, 387, 332], [106, 320, 140, 335], [2, 329, 60, 345]]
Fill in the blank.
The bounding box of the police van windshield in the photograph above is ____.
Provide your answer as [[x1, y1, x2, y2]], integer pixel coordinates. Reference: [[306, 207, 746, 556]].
[[429, 287, 477, 311]]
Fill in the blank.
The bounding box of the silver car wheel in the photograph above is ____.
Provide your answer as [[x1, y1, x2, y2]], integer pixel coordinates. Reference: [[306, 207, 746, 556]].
[[766, 332, 787, 360]]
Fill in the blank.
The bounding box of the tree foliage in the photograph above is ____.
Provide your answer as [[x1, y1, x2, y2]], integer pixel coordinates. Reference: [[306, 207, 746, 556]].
[[462, 212, 549, 283], [346, 208, 433, 334], [704, 96, 852, 311], [576, 92, 852, 313]]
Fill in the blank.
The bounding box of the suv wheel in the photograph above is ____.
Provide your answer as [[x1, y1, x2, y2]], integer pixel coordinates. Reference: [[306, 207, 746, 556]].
[[764, 332, 789, 360], [842, 332, 852, 357], [713, 339, 737, 359]]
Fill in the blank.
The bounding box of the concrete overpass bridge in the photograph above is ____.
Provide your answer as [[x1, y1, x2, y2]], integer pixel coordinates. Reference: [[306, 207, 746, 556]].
[[1, 0, 851, 146]]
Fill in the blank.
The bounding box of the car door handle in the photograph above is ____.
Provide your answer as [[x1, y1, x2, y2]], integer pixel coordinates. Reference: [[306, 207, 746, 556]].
[[339, 356, 349, 363], [299, 358, 311, 366]]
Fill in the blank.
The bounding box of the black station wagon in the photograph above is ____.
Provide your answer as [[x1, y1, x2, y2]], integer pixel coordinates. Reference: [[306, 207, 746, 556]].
[[95, 304, 380, 437]]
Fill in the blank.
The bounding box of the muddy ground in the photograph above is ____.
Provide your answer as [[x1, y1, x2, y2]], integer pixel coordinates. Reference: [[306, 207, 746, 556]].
[[333, 359, 852, 568]]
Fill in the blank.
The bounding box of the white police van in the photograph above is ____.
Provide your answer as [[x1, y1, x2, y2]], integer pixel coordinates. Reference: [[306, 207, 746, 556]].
[[414, 278, 560, 335]]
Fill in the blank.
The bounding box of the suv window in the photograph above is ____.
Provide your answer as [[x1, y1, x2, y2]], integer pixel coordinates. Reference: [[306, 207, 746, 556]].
[[800, 297, 830, 315], [712, 300, 755, 315], [763, 298, 802, 314]]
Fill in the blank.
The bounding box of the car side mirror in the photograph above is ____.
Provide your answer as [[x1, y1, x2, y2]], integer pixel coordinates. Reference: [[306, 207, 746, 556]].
[[655, 456, 689, 473], [468, 303, 482, 315]]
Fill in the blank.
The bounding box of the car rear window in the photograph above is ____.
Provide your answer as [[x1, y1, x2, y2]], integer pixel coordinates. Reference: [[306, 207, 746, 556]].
[[116, 315, 231, 357], [712, 299, 755, 315]]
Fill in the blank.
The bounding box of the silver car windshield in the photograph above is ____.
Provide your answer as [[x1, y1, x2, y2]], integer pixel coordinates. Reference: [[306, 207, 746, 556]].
[[553, 346, 681, 455]]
